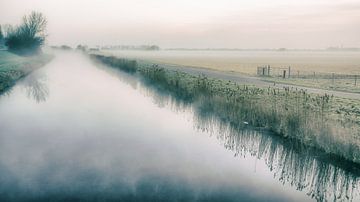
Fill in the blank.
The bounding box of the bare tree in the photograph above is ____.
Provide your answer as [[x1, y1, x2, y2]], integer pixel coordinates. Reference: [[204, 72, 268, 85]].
[[2, 24, 14, 37], [5, 11, 47, 55], [20, 12, 47, 40]]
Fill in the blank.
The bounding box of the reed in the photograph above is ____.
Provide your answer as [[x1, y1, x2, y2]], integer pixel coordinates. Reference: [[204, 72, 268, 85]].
[[90, 54, 137, 74], [90, 54, 360, 164]]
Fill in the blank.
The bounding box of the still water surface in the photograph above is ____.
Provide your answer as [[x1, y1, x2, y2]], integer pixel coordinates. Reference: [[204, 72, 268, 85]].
[[0, 52, 358, 201]]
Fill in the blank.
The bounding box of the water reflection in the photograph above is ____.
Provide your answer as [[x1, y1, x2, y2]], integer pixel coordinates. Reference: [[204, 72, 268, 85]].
[[0, 52, 359, 202], [0, 70, 49, 102], [128, 71, 360, 202], [22, 71, 49, 103]]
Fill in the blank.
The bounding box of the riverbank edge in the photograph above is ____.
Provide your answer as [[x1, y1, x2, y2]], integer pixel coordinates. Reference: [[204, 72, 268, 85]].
[[0, 51, 53, 94], [93, 51, 360, 98], [89, 53, 360, 165]]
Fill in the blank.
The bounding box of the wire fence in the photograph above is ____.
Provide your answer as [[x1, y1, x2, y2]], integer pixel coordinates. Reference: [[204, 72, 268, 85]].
[[257, 65, 359, 86]]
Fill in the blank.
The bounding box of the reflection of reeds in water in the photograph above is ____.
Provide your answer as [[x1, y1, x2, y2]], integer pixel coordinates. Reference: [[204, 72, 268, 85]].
[[91, 54, 360, 201], [198, 117, 360, 202], [90, 54, 360, 164], [139, 83, 360, 202]]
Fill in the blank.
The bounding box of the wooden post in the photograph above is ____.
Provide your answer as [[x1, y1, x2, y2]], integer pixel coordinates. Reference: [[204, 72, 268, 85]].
[[288, 66, 291, 78], [355, 75, 357, 86], [268, 65, 270, 76], [283, 70, 286, 79], [332, 73, 334, 85]]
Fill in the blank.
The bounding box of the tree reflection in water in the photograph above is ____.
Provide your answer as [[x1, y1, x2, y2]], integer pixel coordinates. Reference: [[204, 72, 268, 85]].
[[22, 71, 49, 103]]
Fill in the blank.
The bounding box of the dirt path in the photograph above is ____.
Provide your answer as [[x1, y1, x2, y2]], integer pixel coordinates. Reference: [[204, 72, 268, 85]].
[[150, 62, 360, 100]]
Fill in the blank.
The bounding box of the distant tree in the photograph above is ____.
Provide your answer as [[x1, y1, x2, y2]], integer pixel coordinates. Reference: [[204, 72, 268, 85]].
[[145, 45, 160, 50], [0, 25, 3, 41], [76, 44, 87, 52], [5, 11, 47, 55], [60, 45, 72, 50], [149, 45, 160, 50]]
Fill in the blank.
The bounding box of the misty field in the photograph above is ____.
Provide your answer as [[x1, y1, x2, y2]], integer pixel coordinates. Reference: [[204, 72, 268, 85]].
[[103, 50, 360, 76]]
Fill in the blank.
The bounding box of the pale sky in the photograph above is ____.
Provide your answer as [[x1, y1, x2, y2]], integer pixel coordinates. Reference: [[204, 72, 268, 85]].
[[0, 0, 359, 49]]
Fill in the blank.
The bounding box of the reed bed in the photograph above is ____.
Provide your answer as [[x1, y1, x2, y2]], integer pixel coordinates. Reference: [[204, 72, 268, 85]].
[[90, 54, 360, 164]]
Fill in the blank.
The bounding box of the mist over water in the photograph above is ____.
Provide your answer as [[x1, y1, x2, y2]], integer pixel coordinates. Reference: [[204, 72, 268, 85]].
[[0, 52, 358, 201]]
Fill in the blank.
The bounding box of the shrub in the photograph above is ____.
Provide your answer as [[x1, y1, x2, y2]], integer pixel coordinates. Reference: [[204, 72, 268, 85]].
[[4, 11, 47, 55]]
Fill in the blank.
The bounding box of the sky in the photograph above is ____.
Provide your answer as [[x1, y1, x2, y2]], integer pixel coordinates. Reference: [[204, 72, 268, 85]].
[[0, 0, 359, 49]]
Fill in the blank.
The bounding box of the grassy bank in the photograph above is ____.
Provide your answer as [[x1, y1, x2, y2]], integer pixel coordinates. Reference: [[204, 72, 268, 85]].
[[0, 50, 52, 93], [90, 54, 360, 164]]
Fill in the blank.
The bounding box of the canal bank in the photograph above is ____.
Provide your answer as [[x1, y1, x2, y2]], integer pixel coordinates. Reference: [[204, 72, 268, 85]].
[[90, 53, 360, 166], [0, 50, 52, 94]]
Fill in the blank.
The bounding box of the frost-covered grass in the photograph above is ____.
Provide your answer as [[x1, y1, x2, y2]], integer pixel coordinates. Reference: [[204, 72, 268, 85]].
[[103, 50, 360, 93], [0, 50, 52, 93], [264, 77, 360, 93], [90, 53, 360, 164]]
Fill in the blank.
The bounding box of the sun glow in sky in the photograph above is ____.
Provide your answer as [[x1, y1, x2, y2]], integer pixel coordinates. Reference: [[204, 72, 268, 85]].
[[1, 0, 359, 48]]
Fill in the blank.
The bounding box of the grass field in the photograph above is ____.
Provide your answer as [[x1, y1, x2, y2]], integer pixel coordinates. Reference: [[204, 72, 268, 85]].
[[103, 50, 360, 75], [264, 77, 360, 93], [0, 50, 52, 93], [100, 50, 360, 93]]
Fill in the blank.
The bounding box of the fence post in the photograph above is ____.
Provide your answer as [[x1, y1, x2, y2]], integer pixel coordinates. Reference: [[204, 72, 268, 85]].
[[332, 73, 334, 85], [268, 65, 271, 76], [355, 75, 357, 86], [283, 70, 286, 79], [288, 66, 291, 78]]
